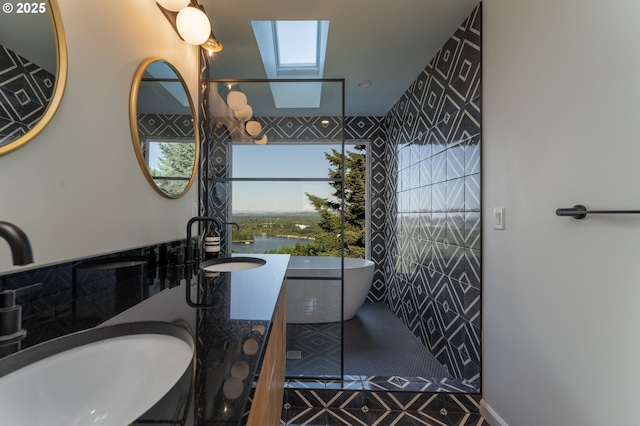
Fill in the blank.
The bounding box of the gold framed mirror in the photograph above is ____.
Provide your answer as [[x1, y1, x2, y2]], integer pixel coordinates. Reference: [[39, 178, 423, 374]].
[[129, 58, 199, 199], [0, 0, 68, 156]]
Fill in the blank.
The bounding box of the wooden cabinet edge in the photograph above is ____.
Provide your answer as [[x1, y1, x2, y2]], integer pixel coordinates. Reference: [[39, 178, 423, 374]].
[[246, 280, 287, 426]]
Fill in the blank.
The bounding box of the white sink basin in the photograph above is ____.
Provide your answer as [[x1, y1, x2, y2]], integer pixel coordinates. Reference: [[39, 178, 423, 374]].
[[200, 256, 266, 273], [0, 321, 194, 426]]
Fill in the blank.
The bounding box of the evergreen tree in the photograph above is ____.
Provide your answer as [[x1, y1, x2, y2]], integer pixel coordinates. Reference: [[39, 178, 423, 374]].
[[304, 145, 367, 258], [150, 141, 196, 196]]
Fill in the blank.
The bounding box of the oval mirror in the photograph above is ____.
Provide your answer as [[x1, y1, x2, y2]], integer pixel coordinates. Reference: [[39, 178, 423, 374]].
[[0, 0, 68, 156], [129, 58, 199, 199]]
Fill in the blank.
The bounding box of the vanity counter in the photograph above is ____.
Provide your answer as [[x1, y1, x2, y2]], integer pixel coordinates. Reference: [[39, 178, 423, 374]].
[[0, 252, 290, 426]]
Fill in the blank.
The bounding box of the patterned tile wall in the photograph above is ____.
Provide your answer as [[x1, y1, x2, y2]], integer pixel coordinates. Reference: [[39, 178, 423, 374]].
[[383, 4, 481, 383], [136, 114, 195, 139], [136, 113, 195, 158], [0, 45, 55, 146]]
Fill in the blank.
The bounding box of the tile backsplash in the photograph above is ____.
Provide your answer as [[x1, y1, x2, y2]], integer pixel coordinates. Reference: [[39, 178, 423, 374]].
[[0, 242, 184, 356]]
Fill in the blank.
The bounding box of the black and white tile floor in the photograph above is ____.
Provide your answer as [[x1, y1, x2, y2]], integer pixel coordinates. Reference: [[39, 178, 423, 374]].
[[280, 380, 488, 426]]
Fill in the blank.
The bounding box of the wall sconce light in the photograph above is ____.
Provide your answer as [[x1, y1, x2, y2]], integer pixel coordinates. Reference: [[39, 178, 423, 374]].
[[156, 0, 223, 55], [225, 86, 267, 145], [176, 6, 210, 45]]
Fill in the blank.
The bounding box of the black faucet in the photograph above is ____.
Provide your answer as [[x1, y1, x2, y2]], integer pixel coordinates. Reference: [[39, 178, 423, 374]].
[[225, 222, 240, 230], [185, 216, 223, 265], [0, 222, 33, 266]]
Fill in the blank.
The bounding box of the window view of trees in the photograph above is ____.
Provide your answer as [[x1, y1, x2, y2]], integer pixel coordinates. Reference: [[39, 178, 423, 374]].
[[231, 144, 367, 258], [149, 140, 195, 196]]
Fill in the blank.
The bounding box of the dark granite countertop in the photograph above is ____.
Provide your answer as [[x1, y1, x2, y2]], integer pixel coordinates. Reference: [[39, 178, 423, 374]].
[[0, 252, 290, 426]]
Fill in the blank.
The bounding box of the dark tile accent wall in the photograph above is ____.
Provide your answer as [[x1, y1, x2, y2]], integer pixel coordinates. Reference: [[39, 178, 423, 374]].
[[204, 121, 232, 254], [136, 113, 196, 161], [204, 112, 388, 302], [136, 114, 195, 139], [0, 45, 55, 146], [198, 48, 209, 218], [383, 4, 481, 383]]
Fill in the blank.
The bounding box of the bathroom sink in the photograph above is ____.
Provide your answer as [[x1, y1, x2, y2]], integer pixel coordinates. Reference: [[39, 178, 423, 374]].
[[0, 321, 194, 426], [200, 256, 266, 273]]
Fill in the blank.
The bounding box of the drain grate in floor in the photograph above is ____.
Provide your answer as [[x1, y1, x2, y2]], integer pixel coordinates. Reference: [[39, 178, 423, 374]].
[[286, 350, 302, 359]]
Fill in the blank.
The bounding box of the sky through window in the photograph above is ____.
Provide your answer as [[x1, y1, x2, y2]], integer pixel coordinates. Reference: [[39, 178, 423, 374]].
[[274, 21, 319, 68]]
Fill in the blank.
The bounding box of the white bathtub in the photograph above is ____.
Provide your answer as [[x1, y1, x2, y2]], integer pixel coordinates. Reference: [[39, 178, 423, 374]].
[[285, 256, 374, 323]]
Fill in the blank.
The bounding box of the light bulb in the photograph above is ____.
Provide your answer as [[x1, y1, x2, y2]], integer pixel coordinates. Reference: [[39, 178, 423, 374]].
[[176, 7, 211, 45], [234, 105, 253, 122], [245, 121, 262, 137], [156, 0, 189, 12], [254, 135, 268, 145], [227, 91, 247, 111]]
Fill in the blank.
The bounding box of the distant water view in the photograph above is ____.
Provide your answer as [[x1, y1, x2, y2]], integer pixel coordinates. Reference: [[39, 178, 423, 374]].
[[231, 234, 312, 254]]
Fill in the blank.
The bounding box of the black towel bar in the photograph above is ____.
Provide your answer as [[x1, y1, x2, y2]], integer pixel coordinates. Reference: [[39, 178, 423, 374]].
[[555, 205, 640, 219]]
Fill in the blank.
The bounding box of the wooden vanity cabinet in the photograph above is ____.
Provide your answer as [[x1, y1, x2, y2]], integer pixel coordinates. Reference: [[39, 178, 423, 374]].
[[246, 281, 287, 426]]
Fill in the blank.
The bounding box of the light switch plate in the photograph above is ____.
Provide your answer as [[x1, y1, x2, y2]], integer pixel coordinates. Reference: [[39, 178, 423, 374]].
[[494, 208, 505, 230]]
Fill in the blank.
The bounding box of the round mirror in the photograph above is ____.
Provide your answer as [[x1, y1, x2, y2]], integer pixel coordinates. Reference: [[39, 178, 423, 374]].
[[0, 0, 68, 156], [129, 58, 199, 198]]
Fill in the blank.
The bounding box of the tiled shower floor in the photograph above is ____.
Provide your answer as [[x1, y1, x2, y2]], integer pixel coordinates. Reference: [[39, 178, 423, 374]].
[[286, 302, 452, 379], [281, 303, 485, 425]]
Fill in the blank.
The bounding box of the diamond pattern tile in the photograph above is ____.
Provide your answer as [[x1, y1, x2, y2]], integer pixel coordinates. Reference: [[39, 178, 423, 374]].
[[282, 386, 487, 425], [384, 5, 481, 383], [0, 45, 54, 146]]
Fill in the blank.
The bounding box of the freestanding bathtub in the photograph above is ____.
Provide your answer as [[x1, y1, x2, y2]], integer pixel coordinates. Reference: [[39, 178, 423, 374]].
[[285, 256, 374, 323]]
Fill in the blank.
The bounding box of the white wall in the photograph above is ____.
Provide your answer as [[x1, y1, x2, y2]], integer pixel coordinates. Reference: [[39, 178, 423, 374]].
[[483, 1, 640, 425], [0, 0, 200, 273]]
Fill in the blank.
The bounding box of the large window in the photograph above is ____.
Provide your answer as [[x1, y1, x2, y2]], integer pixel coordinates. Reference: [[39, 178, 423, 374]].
[[229, 141, 370, 258]]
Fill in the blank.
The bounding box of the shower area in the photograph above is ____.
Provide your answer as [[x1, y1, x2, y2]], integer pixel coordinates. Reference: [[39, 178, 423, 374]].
[[191, 7, 483, 425], [199, 71, 480, 391], [196, 5, 483, 397], [204, 78, 349, 379]]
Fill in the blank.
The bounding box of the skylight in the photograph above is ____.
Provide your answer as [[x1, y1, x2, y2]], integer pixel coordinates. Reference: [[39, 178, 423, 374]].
[[274, 21, 319, 73], [252, 20, 329, 109]]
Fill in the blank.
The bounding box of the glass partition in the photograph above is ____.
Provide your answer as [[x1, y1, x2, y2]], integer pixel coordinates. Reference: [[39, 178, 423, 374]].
[[206, 79, 346, 379]]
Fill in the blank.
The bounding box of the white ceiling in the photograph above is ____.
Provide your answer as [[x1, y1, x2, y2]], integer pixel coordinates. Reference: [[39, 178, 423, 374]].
[[199, 0, 480, 117]]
